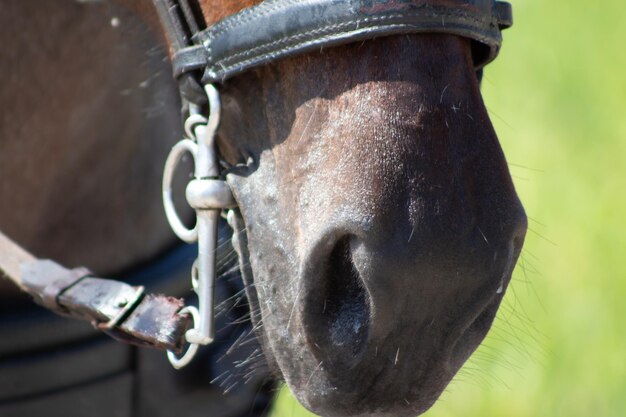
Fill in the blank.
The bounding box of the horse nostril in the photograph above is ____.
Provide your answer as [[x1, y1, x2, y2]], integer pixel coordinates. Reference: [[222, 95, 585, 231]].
[[306, 237, 370, 365]]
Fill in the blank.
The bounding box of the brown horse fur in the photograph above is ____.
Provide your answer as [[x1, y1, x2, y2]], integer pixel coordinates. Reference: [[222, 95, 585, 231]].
[[0, 0, 185, 303], [0, 1, 527, 416], [217, 36, 526, 417], [200, 0, 261, 24]]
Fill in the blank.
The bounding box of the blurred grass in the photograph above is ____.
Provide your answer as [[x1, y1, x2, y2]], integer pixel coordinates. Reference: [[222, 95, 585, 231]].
[[270, 0, 626, 416]]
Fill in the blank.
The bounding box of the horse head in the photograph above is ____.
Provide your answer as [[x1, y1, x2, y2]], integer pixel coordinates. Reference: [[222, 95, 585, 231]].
[[191, 1, 528, 415], [0, 1, 525, 415]]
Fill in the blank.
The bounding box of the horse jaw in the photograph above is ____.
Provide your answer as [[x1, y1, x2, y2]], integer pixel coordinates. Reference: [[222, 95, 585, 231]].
[[220, 34, 526, 417]]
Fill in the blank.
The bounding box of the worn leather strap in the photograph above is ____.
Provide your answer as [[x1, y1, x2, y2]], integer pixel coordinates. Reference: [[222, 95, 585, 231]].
[[1, 226, 191, 353], [21, 260, 189, 351], [164, 0, 512, 85], [16, 257, 190, 352]]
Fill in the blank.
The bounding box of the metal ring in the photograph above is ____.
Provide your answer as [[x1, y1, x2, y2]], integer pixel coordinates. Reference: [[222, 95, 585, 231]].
[[167, 306, 201, 369], [163, 139, 199, 243]]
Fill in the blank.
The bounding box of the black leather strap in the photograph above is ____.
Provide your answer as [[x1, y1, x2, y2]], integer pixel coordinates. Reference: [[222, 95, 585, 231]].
[[153, 0, 208, 104], [163, 0, 512, 85]]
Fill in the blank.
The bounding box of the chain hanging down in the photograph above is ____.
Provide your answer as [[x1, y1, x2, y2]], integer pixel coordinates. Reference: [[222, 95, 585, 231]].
[[162, 84, 236, 369]]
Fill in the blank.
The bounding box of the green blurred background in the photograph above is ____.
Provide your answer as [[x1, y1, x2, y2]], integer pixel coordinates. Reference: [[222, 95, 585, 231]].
[[270, 0, 626, 415]]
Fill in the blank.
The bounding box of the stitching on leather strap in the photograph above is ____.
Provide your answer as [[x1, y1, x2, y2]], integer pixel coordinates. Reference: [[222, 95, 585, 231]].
[[204, 8, 499, 81], [213, 8, 494, 64], [208, 0, 305, 39]]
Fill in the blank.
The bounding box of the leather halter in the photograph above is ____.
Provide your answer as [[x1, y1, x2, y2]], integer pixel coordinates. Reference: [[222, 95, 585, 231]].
[[154, 0, 512, 105]]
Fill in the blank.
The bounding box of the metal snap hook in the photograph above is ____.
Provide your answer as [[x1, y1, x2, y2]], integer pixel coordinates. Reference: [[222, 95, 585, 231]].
[[161, 83, 230, 368]]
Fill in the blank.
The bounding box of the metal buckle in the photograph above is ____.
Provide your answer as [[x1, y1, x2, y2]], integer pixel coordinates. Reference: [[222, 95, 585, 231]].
[[162, 84, 236, 368]]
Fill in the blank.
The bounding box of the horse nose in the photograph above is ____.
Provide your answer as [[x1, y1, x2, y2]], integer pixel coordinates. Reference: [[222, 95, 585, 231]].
[[296, 176, 527, 415]]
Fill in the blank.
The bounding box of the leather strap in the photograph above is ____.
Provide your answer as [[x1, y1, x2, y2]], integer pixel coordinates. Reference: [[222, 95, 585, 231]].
[[0, 231, 190, 352], [162, 0, 512, 85], [153, 0, 208, 104]]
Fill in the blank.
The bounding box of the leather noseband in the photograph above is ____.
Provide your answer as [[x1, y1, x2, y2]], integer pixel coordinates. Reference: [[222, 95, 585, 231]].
[[154, 0, 512, 104]]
